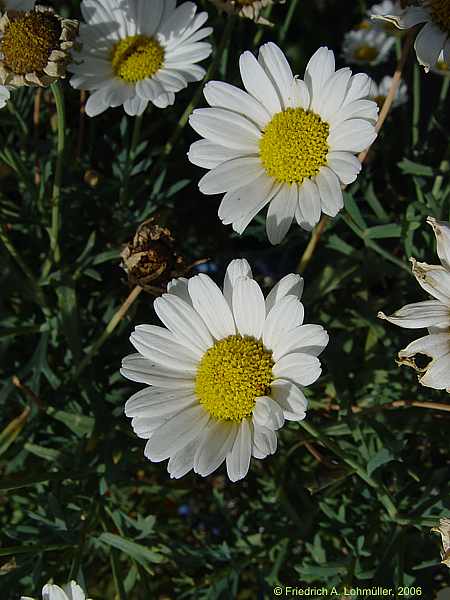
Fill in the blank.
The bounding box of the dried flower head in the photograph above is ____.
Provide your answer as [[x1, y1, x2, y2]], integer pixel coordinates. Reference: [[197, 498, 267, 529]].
[[208, 0, 285, 25], [431, 518, 450, 568], [0, 5, 79, 87], [121, 219, 186, 293]]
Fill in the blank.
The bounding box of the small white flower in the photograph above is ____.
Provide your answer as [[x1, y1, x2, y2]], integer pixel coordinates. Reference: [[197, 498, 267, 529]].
[[121, 259, 329, 482], [69, 0, 213, 117], [370, 0, 403, 21], [379, 217, 450, 391], [342, 29, 395, 65], [372, 1, 450, 71], [188, 43, 378, 244], [21, 580, 90, 600], [369, 75, 408, 108]]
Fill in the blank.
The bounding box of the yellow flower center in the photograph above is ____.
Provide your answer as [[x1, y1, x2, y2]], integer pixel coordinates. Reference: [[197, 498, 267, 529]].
[[429, 0, 450, 33], [195, 335, 274, 422], [259, 107, 330, 185], [111, 35, 165, 83], [436, 58, 449, 70], [1, 12, 61, 75], [353, 45, 379, 62]]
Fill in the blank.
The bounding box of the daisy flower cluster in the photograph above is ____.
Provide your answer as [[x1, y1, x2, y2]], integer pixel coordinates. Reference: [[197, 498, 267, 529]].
[[3, 0, 450, 594]]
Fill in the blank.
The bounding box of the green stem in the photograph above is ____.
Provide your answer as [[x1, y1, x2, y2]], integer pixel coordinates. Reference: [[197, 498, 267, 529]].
[[298, 420, 398, 520], [412, 64, 420, 147], [49, 82, 66, 265], [439, 75, 450, 104], [278, 0, 299, 44], [120, 112, 143, 205]]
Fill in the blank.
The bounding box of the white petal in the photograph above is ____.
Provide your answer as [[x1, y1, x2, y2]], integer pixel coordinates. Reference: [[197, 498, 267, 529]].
[[144, 405, 210, 462], [41, 585, 68, 600], [258, 42, 294, 110], [273, 353, 322, 387], [420, 354, 450, 390], [154, 294, 214, 356], [194, 421, 237, 476], [188, 273, 236, 339], [189, 108, 261, 151], [266, 184, 297, 245], [265, 274, 304, 313], [125, 387, 196, 419], [379, 300, 450, 329], [63, 581, 86, 600], [296, 179, 321, 229], [304, 47, 335, 110], [167, 277, 192, 305], [414, 22, 446, 69], [188, 139, 244, 169], [198, 157, 263, 195], [253, 424, 277, 458], [168, 438, 201, 478], [252, 396, 284, 429], [326, 151, 362, 185], [272, 324, 329, 362], [232, 277, 266, 339], [270, 379, 308, 420], [203, 80, 271, 129], [262, 295, 304, 350], [223, 258, 253, 308], [239, 50, 282, 114], [226, 418, 252, 482], [286, 77, 311, 109], [412, 260, 450, 304], [315, 166, 344, 217], [427, 217, 450, 270], [328, 118, 377, 153]]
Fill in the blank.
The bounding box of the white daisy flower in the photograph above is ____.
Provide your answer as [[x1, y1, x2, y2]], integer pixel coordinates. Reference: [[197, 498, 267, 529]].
[[370, 0, 403, 22], [121, 259, 329, 482], [69, 0, 213, 117], [21, 580, 90, 600], [379, 217, 450, 391], [372, 1, 450, 70], [342, 29, 395, 66], [188, 43, 378, 244], [369, 75, 408, 108]]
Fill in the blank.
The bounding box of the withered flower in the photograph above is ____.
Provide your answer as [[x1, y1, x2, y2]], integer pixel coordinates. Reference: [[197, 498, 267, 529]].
[[0, 5, 79, 88], [208, 0, 285, 25], [121, 219, 186, 293], [432, 518, 450, 568]]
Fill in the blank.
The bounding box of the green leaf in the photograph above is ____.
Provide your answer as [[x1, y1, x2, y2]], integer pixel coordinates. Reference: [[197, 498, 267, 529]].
[[365, 224, 402, 239], [47, 408, 94, 437], [98, 533, 165, 566], [398, 158, 434, 177], [367, 448, 397, 476], [56, 284, 82, 362]]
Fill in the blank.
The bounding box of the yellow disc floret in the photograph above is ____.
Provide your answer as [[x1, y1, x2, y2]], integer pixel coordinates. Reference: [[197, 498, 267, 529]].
[[1, 12, 61, 75], [429, 0, 450, 33], [353, 45, 379, 62], [195, 335, 274, 422], [111, 35, 164, 83], [259, 107, 330, 185]]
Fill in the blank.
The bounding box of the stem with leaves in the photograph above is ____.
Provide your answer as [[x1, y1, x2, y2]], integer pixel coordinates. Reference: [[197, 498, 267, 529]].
[[49, 82, 66, 266]]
